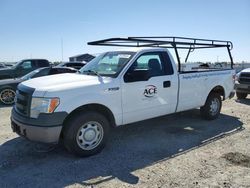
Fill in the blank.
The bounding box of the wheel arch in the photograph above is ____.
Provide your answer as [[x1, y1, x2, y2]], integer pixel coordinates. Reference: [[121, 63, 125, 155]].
[[61, 103, 116, 137], [0, 84, 16, 90], [208, 85, 225, 100]]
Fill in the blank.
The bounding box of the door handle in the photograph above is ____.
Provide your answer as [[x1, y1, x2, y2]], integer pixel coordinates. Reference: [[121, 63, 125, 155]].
[[163, 81, 171, 88]]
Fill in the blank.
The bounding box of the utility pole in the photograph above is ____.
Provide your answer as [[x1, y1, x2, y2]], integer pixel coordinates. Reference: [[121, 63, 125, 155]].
[[61, 37, 64, 62]]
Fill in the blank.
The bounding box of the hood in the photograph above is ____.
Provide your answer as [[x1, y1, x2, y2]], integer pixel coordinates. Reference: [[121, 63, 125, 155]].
[[0, 67, 13, 75], [0, 67, 11, 70], [0, 68, 15, 80], [0, 67, 12, 72], [241, 68, 250, 73], [20, 73, 113, 92], [0, 78, 22, 86]]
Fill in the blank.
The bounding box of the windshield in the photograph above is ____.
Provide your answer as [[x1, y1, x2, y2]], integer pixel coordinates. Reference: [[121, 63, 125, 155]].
[[21, 68, 42, 80], [79, 51, 135, 77], [12, 61, 23, 68]]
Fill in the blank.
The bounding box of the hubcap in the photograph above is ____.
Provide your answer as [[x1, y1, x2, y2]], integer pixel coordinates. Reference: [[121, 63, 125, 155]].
[[0, 89, 16, 105], [76, 121, 104, 150], [210, 98, 220, 116]]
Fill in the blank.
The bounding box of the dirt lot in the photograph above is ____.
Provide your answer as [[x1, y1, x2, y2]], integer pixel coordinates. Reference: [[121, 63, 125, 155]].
[[0, 97, 250, 188]]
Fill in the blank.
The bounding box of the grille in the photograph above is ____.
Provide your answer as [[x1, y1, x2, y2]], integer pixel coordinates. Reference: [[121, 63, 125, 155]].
[[15, 86, 33, 117], [239, 73, 250, 84]]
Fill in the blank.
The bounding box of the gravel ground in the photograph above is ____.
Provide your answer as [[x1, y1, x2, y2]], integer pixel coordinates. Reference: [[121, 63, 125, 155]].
[[0, 97, 250, 188]]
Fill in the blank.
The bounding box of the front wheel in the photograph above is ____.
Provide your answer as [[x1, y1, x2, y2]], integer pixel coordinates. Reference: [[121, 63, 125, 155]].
[[63, 112, 110, 157], [0, 87, 16, 105], [200, 93, 222, 120]]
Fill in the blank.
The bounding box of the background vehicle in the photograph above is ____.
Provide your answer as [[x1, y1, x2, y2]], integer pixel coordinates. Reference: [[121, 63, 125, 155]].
[[0, 59, 50, 80], [11, 37, 235, 157], [0, 67, 77, 105], [235, 68, 250, 99], [56, 61, 87, 70]]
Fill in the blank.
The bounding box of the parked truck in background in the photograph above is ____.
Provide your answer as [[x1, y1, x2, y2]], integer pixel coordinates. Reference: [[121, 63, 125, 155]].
[[11, 37, 235, 157], [0, 59, 50, 80], [235, 68, 250, 99]]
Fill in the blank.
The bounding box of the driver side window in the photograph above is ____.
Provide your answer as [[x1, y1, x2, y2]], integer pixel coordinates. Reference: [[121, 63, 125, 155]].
[[20, 61, 32, 69], [124, 52, 165, 83]]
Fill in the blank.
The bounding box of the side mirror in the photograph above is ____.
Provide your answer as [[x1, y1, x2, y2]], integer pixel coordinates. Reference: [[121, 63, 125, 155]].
[[124, 72, 133, 82], [124, 70, 150, 83]]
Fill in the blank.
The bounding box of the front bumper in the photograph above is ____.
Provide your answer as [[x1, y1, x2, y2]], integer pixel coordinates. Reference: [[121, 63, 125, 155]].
[[11, 108, 68, 143], [235, 83, 250, 94]]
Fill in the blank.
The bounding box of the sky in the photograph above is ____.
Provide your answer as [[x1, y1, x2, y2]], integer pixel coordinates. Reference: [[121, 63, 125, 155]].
[[0, 0, 249, 62]]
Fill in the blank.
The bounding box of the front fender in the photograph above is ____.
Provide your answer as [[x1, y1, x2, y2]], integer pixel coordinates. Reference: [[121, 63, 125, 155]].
[[54, 90, 122, 126]]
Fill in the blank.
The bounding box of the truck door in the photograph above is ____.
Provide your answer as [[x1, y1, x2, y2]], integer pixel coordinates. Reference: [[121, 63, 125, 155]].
[[121, 51, 178, 124]]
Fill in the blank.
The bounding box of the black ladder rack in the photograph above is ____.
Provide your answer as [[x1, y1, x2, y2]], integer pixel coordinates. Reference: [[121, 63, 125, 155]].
[[88, 36, 234, 70]]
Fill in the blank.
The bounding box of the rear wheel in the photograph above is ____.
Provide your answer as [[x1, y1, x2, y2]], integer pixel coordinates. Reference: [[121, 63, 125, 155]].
[[63, 112, 110, 157], [0, 87, 16, 105], [236, 92, 247, 99], [200, 93, 222, 120]]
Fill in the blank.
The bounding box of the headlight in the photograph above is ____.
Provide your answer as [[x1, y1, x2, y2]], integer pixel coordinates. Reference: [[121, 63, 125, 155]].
[[30, 97, 60, 118], [234, 73, 240, 83]]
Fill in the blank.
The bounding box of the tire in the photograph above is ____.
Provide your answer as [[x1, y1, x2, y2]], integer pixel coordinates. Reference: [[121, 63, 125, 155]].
[[200, 93, 222, 120], [0, 87, 16, 105], [236, 92, 247, 99], [63, 112, 110, 157]]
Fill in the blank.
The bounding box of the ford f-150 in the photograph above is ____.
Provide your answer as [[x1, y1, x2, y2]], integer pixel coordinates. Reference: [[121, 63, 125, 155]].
[[11, 37, 235, 157]]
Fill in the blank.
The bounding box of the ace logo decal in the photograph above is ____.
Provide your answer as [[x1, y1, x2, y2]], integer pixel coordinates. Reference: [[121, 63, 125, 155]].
[[143, 85, 157, 97]]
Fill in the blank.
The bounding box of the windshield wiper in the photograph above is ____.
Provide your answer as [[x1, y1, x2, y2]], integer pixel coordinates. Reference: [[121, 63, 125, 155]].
[[82, 70, 101, 77]]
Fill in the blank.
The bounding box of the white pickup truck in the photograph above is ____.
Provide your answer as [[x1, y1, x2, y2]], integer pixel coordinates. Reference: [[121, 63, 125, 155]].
[[11, 37, 235, 157]]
